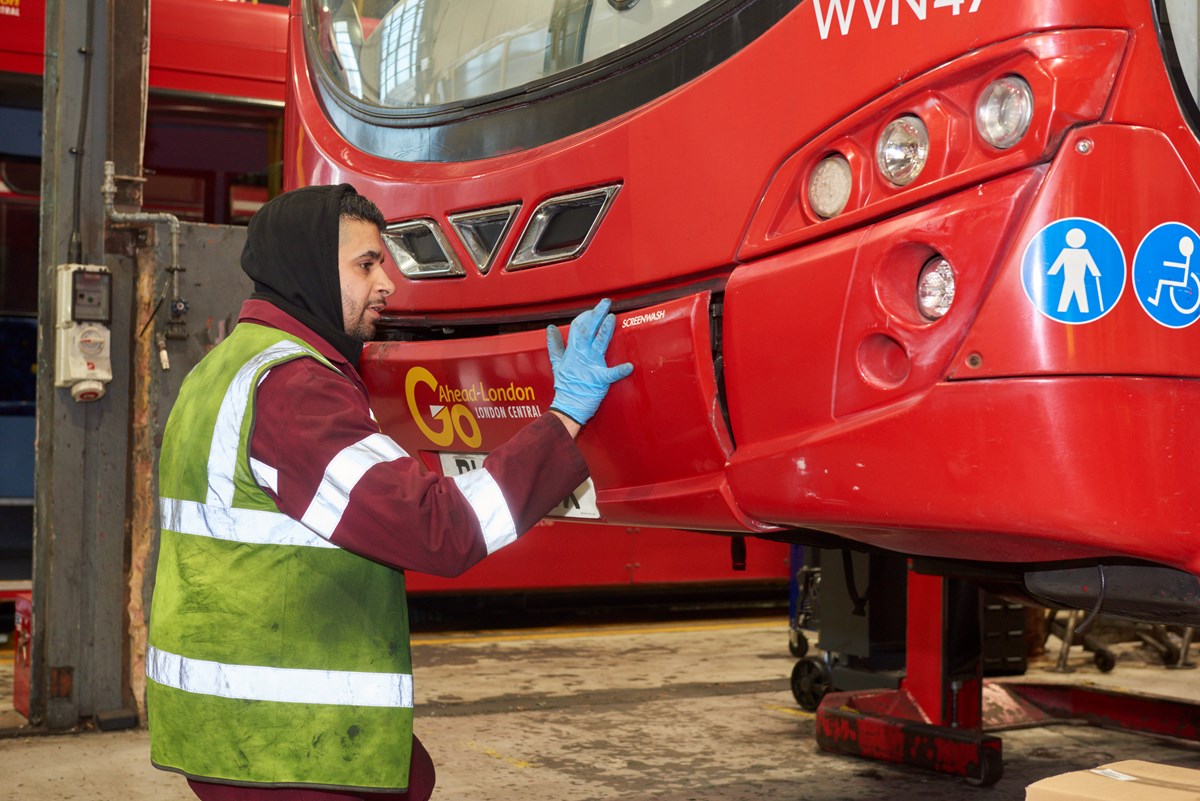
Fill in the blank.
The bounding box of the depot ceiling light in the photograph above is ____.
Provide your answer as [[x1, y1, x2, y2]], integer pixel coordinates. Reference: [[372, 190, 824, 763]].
[[808, 154, 853, 219], [977, 75, 1033, 150], [877, 115, 929, 186]]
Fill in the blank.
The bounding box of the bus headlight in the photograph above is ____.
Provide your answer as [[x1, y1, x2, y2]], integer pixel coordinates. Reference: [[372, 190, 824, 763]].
[[976, 75, 1033, 150], [876, 115, 928, 186], [808, 154, 852, 219], [917, 256, 955, 320]]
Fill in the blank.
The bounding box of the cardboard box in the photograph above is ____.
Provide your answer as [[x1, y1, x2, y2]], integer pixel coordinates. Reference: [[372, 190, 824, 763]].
[[1027, 760, 1200, 800]]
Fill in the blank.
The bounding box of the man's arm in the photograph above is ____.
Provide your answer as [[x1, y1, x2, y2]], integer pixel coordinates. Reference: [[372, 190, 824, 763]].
[[250, 361, 587, 576], [550, 410, 581, 439]]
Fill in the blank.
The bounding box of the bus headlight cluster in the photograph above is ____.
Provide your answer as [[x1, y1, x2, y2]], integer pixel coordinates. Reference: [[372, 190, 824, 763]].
[[976, 75, 1033, 149], [808, 154, 853, 219], [876, 115, 929, 186], [917, 256, 955, 320]]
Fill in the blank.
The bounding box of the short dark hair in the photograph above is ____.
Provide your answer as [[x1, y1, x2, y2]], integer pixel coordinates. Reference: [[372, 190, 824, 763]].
[[339, 190, 386, 231]]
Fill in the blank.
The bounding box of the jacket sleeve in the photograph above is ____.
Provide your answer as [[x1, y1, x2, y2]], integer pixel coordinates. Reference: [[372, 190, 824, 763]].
[[249, 358, 589, 576]]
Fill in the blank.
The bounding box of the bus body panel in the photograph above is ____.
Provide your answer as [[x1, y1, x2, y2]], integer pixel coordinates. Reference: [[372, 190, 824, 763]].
[[0, 0, 287, 103], [726, 375, 1200, 577], [149, 0, 288, 103], [405, 523, 791, 593], [0, 0, 43, 76], [362, 292, 767, 533]]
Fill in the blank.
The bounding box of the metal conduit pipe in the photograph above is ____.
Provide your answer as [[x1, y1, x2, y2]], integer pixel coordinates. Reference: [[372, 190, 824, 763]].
[[101, 160, 187, 353]]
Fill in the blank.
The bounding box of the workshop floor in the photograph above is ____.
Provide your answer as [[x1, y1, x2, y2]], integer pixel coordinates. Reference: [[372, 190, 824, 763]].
[[2, 616, 1200, 800]]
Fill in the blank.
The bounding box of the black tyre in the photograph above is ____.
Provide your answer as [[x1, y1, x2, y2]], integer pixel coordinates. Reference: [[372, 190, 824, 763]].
[[791, 656, 832, 712]]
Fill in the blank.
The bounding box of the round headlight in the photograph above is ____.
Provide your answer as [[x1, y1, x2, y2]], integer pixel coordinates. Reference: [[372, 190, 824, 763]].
[[877, 115, 929, 186], [808, 154, 852, 219], [917, 256, 955, 320], [976, 75, 1033, 150]]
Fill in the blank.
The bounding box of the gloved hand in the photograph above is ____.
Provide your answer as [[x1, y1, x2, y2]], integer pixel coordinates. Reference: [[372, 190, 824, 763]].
[[547, 298, 634, 425]]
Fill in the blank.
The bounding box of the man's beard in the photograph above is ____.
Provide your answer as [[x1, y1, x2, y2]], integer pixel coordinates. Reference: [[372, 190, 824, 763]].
[[344, 304, 376, 341]]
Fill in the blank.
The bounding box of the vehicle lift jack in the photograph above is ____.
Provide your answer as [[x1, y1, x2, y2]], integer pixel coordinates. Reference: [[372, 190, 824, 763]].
[[812, 569, 1200, 786]]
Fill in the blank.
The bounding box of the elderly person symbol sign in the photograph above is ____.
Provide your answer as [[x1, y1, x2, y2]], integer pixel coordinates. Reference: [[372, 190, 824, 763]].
[[1021, 217, 1126, 325]]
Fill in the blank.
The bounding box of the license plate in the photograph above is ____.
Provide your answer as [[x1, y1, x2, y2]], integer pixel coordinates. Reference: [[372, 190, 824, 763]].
[[438, 452, 600, 519]]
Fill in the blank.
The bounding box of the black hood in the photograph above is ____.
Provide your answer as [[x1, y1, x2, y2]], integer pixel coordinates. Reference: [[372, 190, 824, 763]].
[[241, 183, 363, 364]]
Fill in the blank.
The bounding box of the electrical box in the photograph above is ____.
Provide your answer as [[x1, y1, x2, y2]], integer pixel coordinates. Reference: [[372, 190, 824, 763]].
[[54, 264, 113, 402]]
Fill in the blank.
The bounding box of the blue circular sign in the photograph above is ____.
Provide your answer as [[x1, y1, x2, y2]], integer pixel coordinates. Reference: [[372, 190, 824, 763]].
[[1020, 217, 1125, 325], [1132, 222, 1200, 329]]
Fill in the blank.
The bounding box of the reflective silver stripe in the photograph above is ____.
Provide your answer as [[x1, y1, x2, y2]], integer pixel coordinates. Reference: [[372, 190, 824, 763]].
[[452, 468, 517, 554], [207, 341, 307, 507], [146, 645, 413, 709], [250, 458, 279, 494], [161, 497, 337, 549], [301, 433, 407, 538]]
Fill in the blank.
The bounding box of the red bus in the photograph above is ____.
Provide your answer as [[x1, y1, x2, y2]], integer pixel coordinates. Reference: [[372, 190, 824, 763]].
[[284, 0, 1200, 620]]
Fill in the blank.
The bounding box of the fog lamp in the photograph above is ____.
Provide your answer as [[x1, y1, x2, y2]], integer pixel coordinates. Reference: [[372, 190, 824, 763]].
[[808, 154, 852, 219], [976, 75, 1033, 150], [876, 115, 929, 186], [917, 256, 955, 320]]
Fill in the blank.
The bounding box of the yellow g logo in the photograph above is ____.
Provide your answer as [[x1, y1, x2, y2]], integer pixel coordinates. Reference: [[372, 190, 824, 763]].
[[405, 366, 482, 449]]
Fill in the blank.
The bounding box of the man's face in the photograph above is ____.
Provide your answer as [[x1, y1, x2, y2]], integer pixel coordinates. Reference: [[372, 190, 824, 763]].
[[338, 218, 395, 341]]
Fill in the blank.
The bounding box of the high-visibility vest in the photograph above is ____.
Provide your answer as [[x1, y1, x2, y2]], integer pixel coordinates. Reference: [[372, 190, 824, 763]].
[[147, 323, 414, 792]]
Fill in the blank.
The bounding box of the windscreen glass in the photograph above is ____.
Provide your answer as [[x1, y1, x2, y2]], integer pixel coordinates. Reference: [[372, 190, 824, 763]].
[[307, 0, 713, 109], [1163, 0, 1200, 119]]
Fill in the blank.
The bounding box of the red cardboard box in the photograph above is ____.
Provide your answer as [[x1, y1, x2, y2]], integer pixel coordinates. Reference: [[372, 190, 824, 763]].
[[13, 591, 31, 718]]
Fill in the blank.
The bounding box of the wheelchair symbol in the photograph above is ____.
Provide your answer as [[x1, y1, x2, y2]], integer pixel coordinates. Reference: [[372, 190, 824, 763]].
[[1145, 236, 1200, 315], [1133, 222, 1200, 329]]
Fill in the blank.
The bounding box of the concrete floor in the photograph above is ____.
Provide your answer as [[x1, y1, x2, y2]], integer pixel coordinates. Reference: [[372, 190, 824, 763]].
[[2, 615, 1200, 800]]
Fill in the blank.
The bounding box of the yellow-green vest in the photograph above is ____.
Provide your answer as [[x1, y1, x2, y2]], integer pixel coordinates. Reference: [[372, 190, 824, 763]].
[[147, 323, 413, 791]]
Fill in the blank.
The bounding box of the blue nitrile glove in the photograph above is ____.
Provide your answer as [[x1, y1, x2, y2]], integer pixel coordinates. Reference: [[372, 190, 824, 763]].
[[547, 298, 634, 425]]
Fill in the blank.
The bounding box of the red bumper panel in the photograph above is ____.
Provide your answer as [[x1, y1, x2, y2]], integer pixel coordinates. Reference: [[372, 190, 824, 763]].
[[362, 292, 770, 533]]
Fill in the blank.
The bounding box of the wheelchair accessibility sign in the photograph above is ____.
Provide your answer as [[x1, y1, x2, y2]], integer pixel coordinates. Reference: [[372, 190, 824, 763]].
[[1021, 218, 1125, 325], [1132, 222, 1200, 329]]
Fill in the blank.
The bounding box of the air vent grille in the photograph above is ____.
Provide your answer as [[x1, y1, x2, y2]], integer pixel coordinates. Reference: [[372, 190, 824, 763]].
[[448, 204, 520, 275], [508, 184, 621, 270], [382, 219, 463, 279]]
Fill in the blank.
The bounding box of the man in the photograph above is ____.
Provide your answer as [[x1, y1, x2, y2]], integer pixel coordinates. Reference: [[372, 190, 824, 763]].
[[146, 184, 633, 800]]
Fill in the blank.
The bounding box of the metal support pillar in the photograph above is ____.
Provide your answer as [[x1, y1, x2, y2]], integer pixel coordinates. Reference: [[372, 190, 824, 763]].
[[32, 0, 148, 729]]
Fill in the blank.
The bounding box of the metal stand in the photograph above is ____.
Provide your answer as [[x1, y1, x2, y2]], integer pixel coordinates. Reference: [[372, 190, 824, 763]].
[[811, 568, 1200, 787], [815, 572, 1004, 786]]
